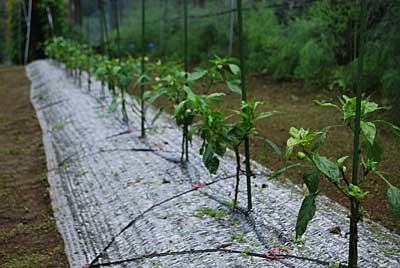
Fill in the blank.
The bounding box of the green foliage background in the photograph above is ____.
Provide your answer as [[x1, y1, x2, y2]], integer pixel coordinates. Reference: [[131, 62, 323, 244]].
[[4, 0, 66, 64]]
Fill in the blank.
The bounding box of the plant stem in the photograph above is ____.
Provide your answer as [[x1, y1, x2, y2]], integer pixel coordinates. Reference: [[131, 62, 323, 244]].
[[237, 0, 252, 211], [181, 129, 185, 163], [183, 0, 189, 162], [233, 145, 241, 209], [349, 1, 366, 267], [121, 88, 128, 124], [185, 123, 189, 161]]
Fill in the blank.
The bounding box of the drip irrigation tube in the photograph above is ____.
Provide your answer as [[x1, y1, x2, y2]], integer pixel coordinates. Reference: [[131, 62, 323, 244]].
[[89, 173, 238, 266], [89, 247, 348, 268]]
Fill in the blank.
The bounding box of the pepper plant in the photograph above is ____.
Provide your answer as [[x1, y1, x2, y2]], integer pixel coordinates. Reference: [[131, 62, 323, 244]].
[[279, 95, 400, 266], [154, 62, 205, 162]]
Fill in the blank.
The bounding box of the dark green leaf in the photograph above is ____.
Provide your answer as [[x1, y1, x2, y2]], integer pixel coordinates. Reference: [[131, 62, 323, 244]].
[[296, 194, 317, 238], [261, 137, 281, 156], [314, 100, 340, 110], [228, 64, 241, 75], [187, 70, 207, 81], [226, 80, 242, 96], [312, 155, 340, 184], [270, 163, 304, 179], [361, 121, 376, 145], [303, 170, 319, 194], [362, 140, 382, 163], [387, 184, 400, 219], [311, 128, 329, 152], [151, 107, 164, 126]]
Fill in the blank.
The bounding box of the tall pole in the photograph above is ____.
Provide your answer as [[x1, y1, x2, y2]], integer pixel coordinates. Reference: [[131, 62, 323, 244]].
[[112, 0, 121, 57], [237, 0, 252, 211], [184, 0, 188, 74], [183, 0, 189, 161], [24, 0, 32, 65], [349, 1, 366, 267], [228, 0, 235, 56], [141, 0, 146, 138], [160, 0, 167, 55], [100, 0, 109, 55]]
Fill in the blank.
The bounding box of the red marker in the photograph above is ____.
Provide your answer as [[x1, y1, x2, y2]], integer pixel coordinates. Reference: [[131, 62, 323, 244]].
[[265, 247, 290, 259], [191, 180, 206, 189]]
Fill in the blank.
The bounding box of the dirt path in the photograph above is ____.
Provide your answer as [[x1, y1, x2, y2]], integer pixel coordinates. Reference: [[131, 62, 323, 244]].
[[0, 66, 68, 268]]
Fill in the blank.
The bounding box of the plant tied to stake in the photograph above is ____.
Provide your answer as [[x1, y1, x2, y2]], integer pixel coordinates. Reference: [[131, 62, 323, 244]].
[[277, 95, 400, 265]]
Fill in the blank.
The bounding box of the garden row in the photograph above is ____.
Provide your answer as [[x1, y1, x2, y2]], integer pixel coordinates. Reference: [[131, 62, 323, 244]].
[[44, 36, 400, 268]]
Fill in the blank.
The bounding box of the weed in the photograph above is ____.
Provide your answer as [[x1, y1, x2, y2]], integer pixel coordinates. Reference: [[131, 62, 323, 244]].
[[194, 207, 228, 218], [229, 234, 246, 243]]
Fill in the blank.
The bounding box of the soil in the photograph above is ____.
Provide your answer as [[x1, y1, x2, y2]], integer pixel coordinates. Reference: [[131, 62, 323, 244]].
[[150, 74, 400, 234], [0, 66, 68, 268]]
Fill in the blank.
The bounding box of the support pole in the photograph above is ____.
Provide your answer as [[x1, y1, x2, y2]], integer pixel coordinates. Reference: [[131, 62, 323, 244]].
[[183, 0, 189, 161], [112, 0, 121, 57], [237, 0, 252, 211], [228, 0, 235, 56], [99, 0, 109, 55], [24, 0, 32, 65], [140, 0, 146, 138], [349, 1, 366, 267]]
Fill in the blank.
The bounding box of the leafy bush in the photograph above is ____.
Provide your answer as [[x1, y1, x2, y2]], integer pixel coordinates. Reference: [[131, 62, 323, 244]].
[[269, 16, 335, 82], [295, 38, 335, 86], [5, 0, 65, 63], [245, 8, 281, 73]]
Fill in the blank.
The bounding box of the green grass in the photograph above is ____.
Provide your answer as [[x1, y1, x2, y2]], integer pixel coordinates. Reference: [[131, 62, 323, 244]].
[[194, 207, 228, 218]]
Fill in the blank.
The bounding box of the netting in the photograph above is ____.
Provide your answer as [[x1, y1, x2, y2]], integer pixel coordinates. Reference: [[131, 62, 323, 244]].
[[74, 0, 316, 65]]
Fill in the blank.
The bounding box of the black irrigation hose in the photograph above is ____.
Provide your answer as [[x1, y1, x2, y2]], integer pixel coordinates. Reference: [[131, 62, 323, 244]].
[[89, 173, 238, 266], [58, 147, 178, 168], [199, 190, 276, 248], [90, 247, 347, 268]]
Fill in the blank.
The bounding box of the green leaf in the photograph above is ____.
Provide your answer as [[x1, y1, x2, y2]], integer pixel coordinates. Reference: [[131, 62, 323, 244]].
[[337, 156, 349, 168], [314, 100, 340, 110], [285, 137, 301, 161], [362, 140, 382, 163], [183, 86, 196, 100], [228, 63, 241, 75], [270, 163, 304, 179], [389, 123, 400, 137], [348, 184, 369, 200], [375, 120, 400, 137], [387, 184, 400, 219], [361, 121, 376, 145], [187, 70, 207, 81], [312, 155, 340, 184], [203, 144, 219, 174], [296, 194, 317, 238], [206, 93, 225, 102], [256, 112, 273, 120], [311, 127, 329, 152], [151, 107, 164, 126], [303, 170, 319, 194], [261, 137, 281, 156], [226, 80, 242, 96]]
